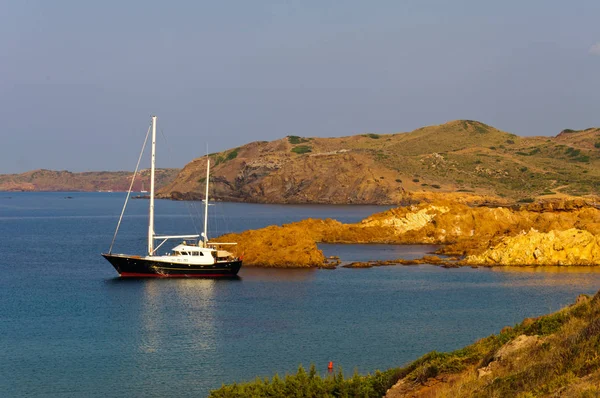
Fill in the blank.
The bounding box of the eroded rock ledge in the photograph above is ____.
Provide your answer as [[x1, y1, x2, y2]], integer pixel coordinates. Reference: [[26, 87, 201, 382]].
[[212, 197, 600, 268]]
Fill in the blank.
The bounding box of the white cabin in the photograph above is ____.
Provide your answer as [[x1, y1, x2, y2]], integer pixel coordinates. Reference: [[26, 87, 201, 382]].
[[146, 240, 237, 265]]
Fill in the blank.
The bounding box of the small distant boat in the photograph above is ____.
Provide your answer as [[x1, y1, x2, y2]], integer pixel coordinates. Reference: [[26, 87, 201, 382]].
[[102, 116, 242, 277]]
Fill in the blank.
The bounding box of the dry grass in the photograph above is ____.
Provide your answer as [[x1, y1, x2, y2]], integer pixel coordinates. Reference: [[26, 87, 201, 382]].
[[387, 292, 600, 397]]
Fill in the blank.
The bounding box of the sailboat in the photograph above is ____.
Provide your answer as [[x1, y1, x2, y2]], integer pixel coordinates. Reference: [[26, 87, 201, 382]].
[[102, 116, 243, 277]]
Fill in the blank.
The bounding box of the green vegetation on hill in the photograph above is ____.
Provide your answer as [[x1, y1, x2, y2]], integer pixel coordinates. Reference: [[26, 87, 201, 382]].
[[291, 145, 312, 154], [158, 121, 600, 204], [288, 135, 310, 144]]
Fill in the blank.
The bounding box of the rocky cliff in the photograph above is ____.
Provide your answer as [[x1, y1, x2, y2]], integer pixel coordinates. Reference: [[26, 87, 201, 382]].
[[214, 197, 600, 267], [159, 121, 600, 203]]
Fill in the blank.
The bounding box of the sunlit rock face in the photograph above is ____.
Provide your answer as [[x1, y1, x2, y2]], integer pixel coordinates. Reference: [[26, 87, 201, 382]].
[[214, 198, 600, 268], [464, 228, 600, 266]]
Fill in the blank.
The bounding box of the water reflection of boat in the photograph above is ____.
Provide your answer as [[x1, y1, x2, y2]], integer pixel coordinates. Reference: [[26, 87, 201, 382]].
[[102, 116, 242, 278]]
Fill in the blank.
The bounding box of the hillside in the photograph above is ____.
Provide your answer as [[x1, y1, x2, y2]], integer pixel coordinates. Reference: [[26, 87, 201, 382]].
[[158, 121, 600, 204], [0, 168, 179, 192]]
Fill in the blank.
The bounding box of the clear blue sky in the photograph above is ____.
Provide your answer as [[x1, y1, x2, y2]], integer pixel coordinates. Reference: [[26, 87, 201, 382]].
[[1, 0, 599, 173]]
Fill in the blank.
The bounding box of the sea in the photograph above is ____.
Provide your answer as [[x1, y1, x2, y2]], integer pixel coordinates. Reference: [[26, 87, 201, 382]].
[[2, 192, 600, 397]]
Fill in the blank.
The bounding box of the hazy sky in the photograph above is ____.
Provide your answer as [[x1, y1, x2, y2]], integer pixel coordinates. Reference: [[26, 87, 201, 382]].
[[2, 0, 599, 173]]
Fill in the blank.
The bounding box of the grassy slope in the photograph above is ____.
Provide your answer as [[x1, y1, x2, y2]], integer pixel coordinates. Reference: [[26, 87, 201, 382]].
[[160, 121, 600, 202], [208, 291, 600, 397]]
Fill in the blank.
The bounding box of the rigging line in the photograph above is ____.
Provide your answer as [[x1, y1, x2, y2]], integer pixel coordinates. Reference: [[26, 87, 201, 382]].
[[159, 125, 204, 235], [185, 196, 200, 235], [108, 123, 152, 254]]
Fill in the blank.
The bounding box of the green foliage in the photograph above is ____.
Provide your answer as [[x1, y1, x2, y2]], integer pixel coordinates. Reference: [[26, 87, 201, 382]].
[[395, 179, 402, 183], [431, 184, 441, 189], [362, 133, 381, 139], [212, 155, 225, 166], [208, 364, 403, 398], [565, 147, 581, 157], [412, 178, 420, 183], [595, 141, 600, 149], [523, 312, 570, 336], [516, 148, 540, 156], [287, 135, 309, 144], [520, 167, 528, 172], [198, 177, 206, 183], [506, 139, 515, 144], [209, 148, 240, 166], [489, 146, 496, 150], [225, 149, 239, 161], [291, 145, 312, 154]]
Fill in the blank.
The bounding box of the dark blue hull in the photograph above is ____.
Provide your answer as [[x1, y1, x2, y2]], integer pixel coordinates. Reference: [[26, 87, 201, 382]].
[[102, 253, 242, 278]]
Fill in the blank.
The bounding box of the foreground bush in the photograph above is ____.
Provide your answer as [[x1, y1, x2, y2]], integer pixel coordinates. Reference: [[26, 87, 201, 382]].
[[209, 364, 403, 398]]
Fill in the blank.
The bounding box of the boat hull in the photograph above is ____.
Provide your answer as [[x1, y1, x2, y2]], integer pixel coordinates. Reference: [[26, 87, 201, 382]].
[[102, 253, 242, 278]]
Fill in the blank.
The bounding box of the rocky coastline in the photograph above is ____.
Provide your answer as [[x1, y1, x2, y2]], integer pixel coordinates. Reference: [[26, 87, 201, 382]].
[[213, 196, 600, 268]]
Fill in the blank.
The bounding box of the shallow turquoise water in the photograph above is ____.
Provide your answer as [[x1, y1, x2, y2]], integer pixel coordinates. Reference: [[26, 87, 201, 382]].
[[1, 192, 599, 397]]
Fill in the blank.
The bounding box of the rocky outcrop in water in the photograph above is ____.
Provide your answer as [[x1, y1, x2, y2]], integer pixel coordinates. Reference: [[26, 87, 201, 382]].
[[215, 198, 600, 267]]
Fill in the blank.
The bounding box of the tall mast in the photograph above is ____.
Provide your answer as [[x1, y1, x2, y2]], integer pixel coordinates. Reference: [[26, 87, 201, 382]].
[[148, 115, 157, 255], [203, 158, 210, 247]]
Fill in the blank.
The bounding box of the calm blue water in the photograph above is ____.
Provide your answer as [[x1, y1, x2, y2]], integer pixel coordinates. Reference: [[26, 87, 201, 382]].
[[1, 192, 600, 397]]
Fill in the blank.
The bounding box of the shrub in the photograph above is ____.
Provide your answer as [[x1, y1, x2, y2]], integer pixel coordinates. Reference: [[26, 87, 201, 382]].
[[362, 133, 380, 139], [520, 167, 528, 172], [565, 147, 581, 157], [412, 178, 420, 183], [506, 139, 515, 144], [431, 184, 441, 189], [291, 145, 312, 154], [395, 179, 402, 183], [595, 142, 600, 149], [208, 364, 402, 398], [225, 149, 239, 161], [288, 136, 308, 144], [212, 155, 225, 166], [517, 148, 540, 156]]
